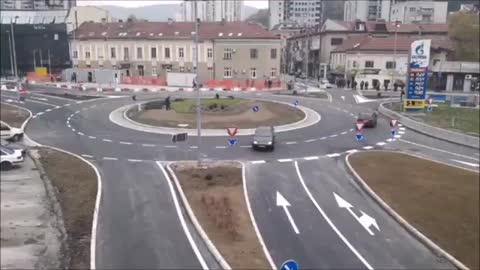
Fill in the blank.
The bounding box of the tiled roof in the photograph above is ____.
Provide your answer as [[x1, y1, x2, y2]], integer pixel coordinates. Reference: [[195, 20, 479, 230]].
[[333, 35, 455, 53], [74, 21, 278, 40]]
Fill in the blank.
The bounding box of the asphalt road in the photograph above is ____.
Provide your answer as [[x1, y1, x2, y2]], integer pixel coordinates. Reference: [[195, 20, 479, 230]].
[[3, 83, 477, 269]]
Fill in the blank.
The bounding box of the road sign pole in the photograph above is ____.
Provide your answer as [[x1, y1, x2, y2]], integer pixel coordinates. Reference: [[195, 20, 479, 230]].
[[194, 0, 202, 167]]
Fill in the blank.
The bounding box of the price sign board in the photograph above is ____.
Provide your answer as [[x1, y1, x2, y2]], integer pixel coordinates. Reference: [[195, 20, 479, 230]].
[[405, 39, 431, 111]]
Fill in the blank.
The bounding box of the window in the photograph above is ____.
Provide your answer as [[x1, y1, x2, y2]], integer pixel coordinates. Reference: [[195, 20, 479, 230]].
[[137, 65, 144, 76], [137, 47, 143, 59], [433, 59, 440, 66], [270, 49, 277, 59], [224, 67, 232, 78], [352, 60, 357, 68], [110, 47, 116, 59], [207, 48, 213, 59], [123, 47, 129, 60], [271, 68, 277, 78], [331, 38, 343, 45], [73, 50, 78, 59], [151, 47, 157, 59], [224, 48, 232, 60], [250, 68, 257, 79], [250, 48, 258, 59], [386, 61, 396, 69], [152, 66, 157, 76], [365, 61, 374, 68], [179, 66, 185, 72], [85, 51, 91, 59], [179, 47, 184, 58], [165, 47, 170, 59], [409, 7, 416, 12], [97, 46, 103, 59]]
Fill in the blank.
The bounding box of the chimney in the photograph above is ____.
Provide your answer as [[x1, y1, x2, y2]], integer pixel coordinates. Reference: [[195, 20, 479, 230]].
[[168, 18, 173, 25]]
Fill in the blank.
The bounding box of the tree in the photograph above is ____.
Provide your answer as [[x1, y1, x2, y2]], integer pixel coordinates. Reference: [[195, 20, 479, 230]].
[[246, 9, 269, 28], [448, 12, 480, 61], [127, 14, 139, 22]]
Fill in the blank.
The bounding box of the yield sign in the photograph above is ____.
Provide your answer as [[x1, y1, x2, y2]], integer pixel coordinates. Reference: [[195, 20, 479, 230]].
[[355, 123, 364, 132], [227, 127, 238, 137], [390, 119, 398, 127]]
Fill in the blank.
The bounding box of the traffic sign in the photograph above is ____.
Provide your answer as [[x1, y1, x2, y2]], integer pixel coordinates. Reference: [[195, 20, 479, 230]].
[[252, 105, 259, 113], [227, 127, 238, 137], [390, 119, 398, 127], [427, 106, 433, 113], [355, 122, 364, 132], [293, 100, 299, 107], [280, 260, 298, 270], [228, 138, 237, 147], [172, 133, 188, 143], [355, 133, 364, 141], [427, 98, 433, 105], [390, 130, 396, 138]]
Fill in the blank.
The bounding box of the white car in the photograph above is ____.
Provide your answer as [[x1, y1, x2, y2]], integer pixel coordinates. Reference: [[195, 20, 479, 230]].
[[0, 145, 24, 170], [319, 79, 334, 89], [0, 122, 24, 142]]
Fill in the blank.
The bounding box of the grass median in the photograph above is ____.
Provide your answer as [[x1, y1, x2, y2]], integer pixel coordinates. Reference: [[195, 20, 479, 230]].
[[0, 103, 30, 128], [37, 147, 97, 269], [349, 151, 479, 269], [171, 162, 270, 269]]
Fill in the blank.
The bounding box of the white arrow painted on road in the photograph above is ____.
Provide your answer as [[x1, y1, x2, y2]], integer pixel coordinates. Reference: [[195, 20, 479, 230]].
[[451, 159, 479, 168], [333, 193, 380, 236], [341, 96, 345, 101], [276, 191, 300, 234]]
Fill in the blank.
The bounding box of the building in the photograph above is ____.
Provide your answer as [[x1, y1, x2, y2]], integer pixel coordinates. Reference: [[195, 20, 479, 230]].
[[0, 0, 75, 10], [390, 1, 448, 23], [271, 22, 303, 74], [269, 0, 324, 30], [344, 0, 391, 22], [180, 0, 242, 22], [285, 19, 448, 78], [71, 21, 280, 82], [329, 35, 470, 92]]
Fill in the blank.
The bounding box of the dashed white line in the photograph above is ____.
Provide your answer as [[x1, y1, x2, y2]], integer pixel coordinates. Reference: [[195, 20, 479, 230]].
[[81, 154, 94, 158], [77, 132, 85, 136], [189, 146, 198, 149], [55, 106, 61, 109], [251, 160, 266, 164], [398, 124, 403, 127], [399, 127, 406, 131], [320, 137, 328, 140], [394, 135, 402, 138], [37, 112, 44, 116], [330, 134, 338, 138], [285, 142, 297, 145], [46, 109, 52, 112], [376, 142, 386, 146], [102, 139, 113, 142], [128, 159, 144, 163], [278, 158, 293, 163], [103, 157, 118, 161], [386, 138, 395, 142], [346, 149, 358, 154], [398, 131, 405, 134], [119, 141, 132, 145], [75, 110, 80, 114], [304, 156, 319, 161], [76, 101, 83, 104], [67, 124, 71, 128], [142, 144, 156, 147], [362, 146, 374, 150], [71, 128, 76, 132], [165, 145, 177, 148], [215, 146, 227, 149], [240, 145, 252, 148], [349, 128, 354, 132], [341, 131, 348, 135], [326, 153, 341, 158], [305, 139, 316, 143], [65, 104, 71, 106], [88, 136, 96, 139], [32, 115, 37, 119]]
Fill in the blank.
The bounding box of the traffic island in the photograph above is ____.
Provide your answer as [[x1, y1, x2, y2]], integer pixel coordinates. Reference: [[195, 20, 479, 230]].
[[0, 103, 30, 128], [275, 90, 329, 99], [129, 98, 305, 129], [35, 147, 97, 269], [347, 151, 479, 269], [167, 161, 271, 269]]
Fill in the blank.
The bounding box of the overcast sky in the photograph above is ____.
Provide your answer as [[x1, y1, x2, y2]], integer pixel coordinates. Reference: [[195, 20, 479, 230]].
[[77, 0, 269, 9]]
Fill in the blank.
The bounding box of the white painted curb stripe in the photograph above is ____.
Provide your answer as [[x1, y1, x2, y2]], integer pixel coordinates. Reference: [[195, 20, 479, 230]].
[[304, 156, 319, 160], [326, 153, 341, 158], [251, 160, 266, 164]]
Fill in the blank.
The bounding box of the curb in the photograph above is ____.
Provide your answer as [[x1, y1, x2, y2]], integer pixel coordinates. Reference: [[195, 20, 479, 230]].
[[378, 102, 479, 148], [166, 162, 231, 270], [344, 151, 470, 270]]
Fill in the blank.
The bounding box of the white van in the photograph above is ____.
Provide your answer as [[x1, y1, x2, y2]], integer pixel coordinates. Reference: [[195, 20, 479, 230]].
[[0, 122, 24, 142]]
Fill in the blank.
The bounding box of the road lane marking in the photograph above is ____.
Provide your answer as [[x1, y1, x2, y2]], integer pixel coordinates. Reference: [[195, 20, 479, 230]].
[[363, 146, 374, 150], [67, 124, 71, 128], [349, 128, 354, 132], [285, 142, 297, 145], [165, 145, 177, 148], [55, 106, 61, 109], [102, 157, 118, 160], [394, 135, 402, 138], [399, 139, 479, 161], [216, 146, 227, 149], [81, 154, 93, 158], [156, 162, 209, 270], [240, 145, 251, 148], [304, 139, 316, 143], [142, 144, 156, 147], [128, 159, 144, 162], [77, 132, 85, 136], [326, 153, 341, 158], [386, 138, 394, 142], [75, 110, 80, 114], [320, 137, 328, 140], [76, 101, 83, 104], [341, 131, 348, 135], [45, 109, 52, 112], [31, 96, 48, 101], [294, 162, 374, 270], [65, 104, 71, 106], [330, 134, 338, 138], [32, 115, 37, 119], [119, 141, 132, 145], [102, 139, 113, 142], [278, 159, 293, 163], [71, 128, 76, 132], [399, 127, 406, 131], [398, 124, 403, 127], [189, 146, 198, 149], [37, 112, 44, 116], [346, 149, 358, 154], [251, 160, 266, 164], [398, 131, 405, 134], [304, 156, 319, 160], [376, 142, 386, 146], [88, 136, 96, 139]]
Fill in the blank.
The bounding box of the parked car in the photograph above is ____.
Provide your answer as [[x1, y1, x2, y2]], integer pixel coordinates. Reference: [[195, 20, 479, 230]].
[[1, 139, 26, 157], [319, 79, 334, 89], [357, 112, 378, 128], [0, 145, 24, 170], [0, 122, 24, 142], [252, 126, 275, 151]]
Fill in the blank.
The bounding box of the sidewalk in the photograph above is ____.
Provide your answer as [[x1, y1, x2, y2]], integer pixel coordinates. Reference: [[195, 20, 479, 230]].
[[1, 154, 63, 269]]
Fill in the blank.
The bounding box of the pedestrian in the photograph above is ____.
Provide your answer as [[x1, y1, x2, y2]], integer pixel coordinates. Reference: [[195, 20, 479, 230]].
[[353, 81, 358, 90], [384, 82, 388, 91], [360, 81, 364, 90], [347, 80, 351, 88], [165, 96, 171, 110], [393, 82, 398, 92], [132, 95, 136, 101], [365, 81, 369, 90], [268, 79, 272, 89], [215, 93, 220, 99]]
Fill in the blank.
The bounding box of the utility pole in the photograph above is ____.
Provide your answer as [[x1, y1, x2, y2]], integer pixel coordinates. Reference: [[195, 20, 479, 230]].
[[48, 49, 52, 76], [10, 17, 18, 80], [194, 0, 202, 167], [304, 24, 309, 93], [6, 30, 14, 78]]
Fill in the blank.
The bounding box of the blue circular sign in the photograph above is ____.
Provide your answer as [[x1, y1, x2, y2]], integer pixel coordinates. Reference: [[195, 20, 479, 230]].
[[252, 105, 259, 112], [293, 100, 299, 107], [280, 260, 298, 270]]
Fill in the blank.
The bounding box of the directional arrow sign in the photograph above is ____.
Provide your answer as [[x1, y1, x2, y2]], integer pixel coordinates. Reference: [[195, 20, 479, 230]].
[[355, 133, 364, 141], [333, 192, 380, 236], [280, 260, 298, 270], [427, 106, 433, 113], [228, 138, 237, 147], [276, 191, 300, 234], [390, 130, 396, 138]]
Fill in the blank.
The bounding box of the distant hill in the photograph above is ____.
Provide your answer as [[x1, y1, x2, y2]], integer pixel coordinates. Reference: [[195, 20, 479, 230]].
[[96, 3, 257, 22], [246, 9, 269, 28]]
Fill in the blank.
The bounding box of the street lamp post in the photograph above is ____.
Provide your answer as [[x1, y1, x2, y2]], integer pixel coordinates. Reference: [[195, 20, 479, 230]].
[[304, 25, 309, 93], [10, 16, 19, 80], [6, 30, 14, 78], [194, 0, 202, 167]]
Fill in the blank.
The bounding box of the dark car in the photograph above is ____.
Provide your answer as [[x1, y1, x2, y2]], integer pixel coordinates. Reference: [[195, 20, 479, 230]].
[[357, 112, 378, 128], [252, 126, 275, 151]]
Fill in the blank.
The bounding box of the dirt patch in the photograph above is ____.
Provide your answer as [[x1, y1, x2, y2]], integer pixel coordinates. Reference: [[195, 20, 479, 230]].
[[349, 152, 479, 269], [0, 103, 29, 128], [172, 162, 269, 269], [37, 147, 97, 269], [131, 99, 305, 129]]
